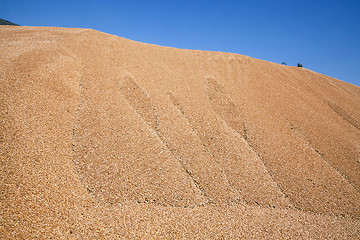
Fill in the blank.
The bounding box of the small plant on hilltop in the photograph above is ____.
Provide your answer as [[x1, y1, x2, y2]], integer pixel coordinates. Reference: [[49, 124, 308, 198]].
[[281, 62, 287, 66], [297, 63, 303, 67]]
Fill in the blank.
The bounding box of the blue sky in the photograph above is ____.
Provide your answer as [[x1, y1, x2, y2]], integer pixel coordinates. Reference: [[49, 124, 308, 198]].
[[1, 0, 360, 86]]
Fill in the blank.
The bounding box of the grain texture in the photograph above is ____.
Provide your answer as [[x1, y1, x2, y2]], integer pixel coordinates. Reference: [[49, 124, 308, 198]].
[[1, 26, 360, 239]]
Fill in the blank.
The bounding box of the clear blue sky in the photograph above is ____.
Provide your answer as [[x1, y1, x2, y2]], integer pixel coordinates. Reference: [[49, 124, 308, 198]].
[[1, 0, 360, 86]]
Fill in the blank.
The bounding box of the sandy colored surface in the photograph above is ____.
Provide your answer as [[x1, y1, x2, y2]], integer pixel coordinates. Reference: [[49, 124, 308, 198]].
[[1, 26, 360, 239]]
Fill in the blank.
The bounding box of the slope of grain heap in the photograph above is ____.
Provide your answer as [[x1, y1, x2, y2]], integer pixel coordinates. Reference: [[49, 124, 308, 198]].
[[1, 26, 360, 239]]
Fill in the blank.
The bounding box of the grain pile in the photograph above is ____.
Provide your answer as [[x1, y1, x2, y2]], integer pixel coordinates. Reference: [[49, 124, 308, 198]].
[[1, 26, 360, 239]]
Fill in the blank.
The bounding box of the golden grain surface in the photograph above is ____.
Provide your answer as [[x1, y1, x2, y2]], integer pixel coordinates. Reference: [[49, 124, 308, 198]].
[[1, 26, 360, 239]]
